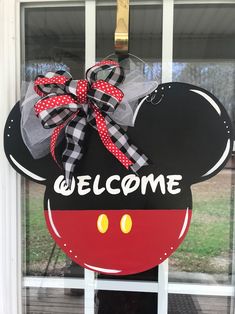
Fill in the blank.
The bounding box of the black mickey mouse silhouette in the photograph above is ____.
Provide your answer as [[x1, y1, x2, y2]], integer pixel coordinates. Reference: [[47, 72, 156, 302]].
[[4, 81, 233, 275]]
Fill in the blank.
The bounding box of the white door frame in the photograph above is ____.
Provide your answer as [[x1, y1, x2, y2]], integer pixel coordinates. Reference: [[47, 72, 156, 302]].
[[0, 0, 21, 313], [0, 1, 234, 314]]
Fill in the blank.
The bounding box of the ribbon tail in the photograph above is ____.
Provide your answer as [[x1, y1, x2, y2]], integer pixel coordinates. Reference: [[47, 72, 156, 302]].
[[92, 105, 148, 171], [105, 114, 149, 173], [104, 114, 149, 172], [62, 114, 87, 186], [50, 113, 78, 167], [50, 124, 65, 167]]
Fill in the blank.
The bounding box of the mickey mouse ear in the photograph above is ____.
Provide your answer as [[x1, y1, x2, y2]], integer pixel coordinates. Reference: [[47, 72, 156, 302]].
[[189, 88, 233, 183], [131, 82, 233, 185], [4, 102, 59, 184]]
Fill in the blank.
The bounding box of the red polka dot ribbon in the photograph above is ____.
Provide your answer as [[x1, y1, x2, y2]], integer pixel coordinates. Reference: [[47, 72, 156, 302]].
[[34, 61, 148, 185]]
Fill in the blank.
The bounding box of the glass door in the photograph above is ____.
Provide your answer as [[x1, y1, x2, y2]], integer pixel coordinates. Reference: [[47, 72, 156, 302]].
[[168, 3, 235, 313], [0, 1, 234, 314], [21, 3, 86, 313]]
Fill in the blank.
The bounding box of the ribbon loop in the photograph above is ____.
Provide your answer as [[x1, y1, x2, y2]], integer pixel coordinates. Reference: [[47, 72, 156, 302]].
[[34, 71, 72, 97], [86, 60, 125, 86], [33, 60, 148, 185], [88, 80, 123, 113], [35, 94, 79, 128]]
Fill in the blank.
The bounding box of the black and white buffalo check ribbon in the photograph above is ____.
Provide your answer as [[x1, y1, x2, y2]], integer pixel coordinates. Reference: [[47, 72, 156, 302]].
[[34, 60, 148, 185]]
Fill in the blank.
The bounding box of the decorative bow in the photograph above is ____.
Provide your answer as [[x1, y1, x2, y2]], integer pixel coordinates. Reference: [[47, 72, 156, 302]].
[[34, 60, 148, 185]]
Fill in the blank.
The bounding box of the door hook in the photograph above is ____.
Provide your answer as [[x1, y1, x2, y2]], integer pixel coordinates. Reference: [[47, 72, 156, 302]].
[[114, 0, 129, 55]]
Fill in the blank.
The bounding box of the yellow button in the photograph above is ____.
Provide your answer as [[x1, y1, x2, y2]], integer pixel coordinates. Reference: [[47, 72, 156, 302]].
[[97, 214, 109, 234], [120, 214, 132, 234]]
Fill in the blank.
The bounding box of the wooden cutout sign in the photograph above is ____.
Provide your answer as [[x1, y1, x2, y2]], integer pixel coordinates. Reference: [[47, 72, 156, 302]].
[[4, 82, 233, 275]]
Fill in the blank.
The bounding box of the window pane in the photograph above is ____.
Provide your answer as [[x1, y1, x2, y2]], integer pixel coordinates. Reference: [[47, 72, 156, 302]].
[[95, 290, 157, 314], [22, 6, 85, 280], [24, 6, 85, 80], [96, 4, 162, 81], [23, 287, 84, 314], [170, 4, 235, 288], [95, 4, 162, 314], [168, 294, 232, 314]]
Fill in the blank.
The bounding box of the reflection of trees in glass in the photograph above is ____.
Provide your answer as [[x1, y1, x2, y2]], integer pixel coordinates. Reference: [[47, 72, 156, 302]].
[[172, 62, 235, 126], [144, 62, 162, 82], [143, 61, 235, 129], [24, 62, 70, 82]]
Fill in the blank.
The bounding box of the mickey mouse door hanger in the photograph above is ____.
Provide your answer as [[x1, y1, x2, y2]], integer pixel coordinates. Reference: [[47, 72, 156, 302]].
[[4, 58, 233, 275]]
